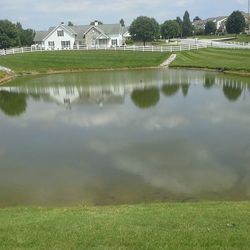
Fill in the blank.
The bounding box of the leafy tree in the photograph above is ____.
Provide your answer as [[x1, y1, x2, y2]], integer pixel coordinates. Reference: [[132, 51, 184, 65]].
[[131, 87, 160, 109], [205, 21, 217, 35], [120, 18, 125, 27], [161, 20, 181, 39], [68, 21, 74, 26], [90, 20, 103, 25], [0, 20, 20, 49], [162, 84, 180, 97], [129, 16, 160, 46], [193, 16, 201, 22], [182, 11, 193, 37], [223, 85, 242, 101], [16, 22, 35, 46], [226, 11, 246, 36], [0, 91, 27, 116]]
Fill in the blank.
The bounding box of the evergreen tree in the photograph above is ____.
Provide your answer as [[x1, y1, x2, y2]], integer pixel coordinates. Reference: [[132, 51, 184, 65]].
[[182, 11, 193, 37]]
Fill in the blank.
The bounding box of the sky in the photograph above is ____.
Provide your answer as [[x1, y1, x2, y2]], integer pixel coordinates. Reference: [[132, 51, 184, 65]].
[[0, 0, 249, 30]]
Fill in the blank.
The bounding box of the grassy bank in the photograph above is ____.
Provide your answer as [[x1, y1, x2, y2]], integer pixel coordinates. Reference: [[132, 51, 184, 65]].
[[0, 50, 169, 74], [171, 48, 250, 74], [193, 34, 250, 43], [0, 202, 249, 249]]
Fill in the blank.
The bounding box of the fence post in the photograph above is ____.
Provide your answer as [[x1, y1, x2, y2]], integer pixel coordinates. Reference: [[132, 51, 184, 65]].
[[152, 46, 153, 52], [13, 49, 15, 54], [22, 47, 24, 53], [189, 44, 191, 50], [161, 46, 163, 52]]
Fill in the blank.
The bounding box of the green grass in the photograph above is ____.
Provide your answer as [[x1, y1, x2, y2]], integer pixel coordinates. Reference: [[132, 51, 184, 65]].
[[171, 48, 250, 73], [0, 202, 249, 249], [0, 50, 169, 74]]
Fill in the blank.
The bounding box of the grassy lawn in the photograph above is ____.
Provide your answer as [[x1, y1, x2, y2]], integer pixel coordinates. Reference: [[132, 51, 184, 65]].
[[171, 48, 250, 73], [0, 202, 249, 249], [0, 50, 169, 74]]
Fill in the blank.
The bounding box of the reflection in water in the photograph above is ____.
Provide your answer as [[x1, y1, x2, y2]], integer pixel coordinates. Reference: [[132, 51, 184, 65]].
[[131, 87, 160, 109], [223, 85, 242, 102], [0, 69, 250, 206], [162, 84, 180, 97], [181, 84, 190, 97], [204, 75, 215, 89], [0, 91, 27, 117]]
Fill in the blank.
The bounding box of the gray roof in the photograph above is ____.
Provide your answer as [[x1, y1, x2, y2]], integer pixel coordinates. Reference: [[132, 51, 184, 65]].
[[34, 23, 125, 42], [34, 31, 50, 42]]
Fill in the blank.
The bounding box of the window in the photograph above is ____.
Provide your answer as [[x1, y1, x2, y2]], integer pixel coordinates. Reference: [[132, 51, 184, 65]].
[[61, 41, 70, 48], [48, 41, 55, 47], [111, 39, 118, 46], [57, 30, 64, 37]]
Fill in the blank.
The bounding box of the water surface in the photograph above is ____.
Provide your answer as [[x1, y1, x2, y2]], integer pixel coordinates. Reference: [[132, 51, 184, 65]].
[[0, 69, 250, 206]]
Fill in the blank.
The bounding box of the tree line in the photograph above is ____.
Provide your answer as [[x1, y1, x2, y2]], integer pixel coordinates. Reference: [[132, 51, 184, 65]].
[[0, 20, 35, 49], [129, 11, 193, 45], [129, 10, 246, 45]]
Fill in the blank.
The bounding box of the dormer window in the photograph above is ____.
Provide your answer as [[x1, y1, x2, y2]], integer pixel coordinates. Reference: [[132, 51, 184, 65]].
[[57, 30, 64, 37]]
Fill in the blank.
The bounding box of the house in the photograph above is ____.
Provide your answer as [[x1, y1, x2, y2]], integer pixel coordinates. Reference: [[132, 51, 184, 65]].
[[193, 16, 227, 33], [34, 21, 128, 50]]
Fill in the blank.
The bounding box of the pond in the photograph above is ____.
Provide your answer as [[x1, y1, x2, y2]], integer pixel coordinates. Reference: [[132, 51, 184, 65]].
[[0, 69, 250, 207]]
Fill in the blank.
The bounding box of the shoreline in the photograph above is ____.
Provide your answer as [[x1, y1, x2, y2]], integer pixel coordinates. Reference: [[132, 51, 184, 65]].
[[1, 66, 250, 85]]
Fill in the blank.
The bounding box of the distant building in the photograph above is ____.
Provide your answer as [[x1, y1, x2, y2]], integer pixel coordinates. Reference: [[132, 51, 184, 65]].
[[193, 16, 227, 34], [34, 22, 128, 50]]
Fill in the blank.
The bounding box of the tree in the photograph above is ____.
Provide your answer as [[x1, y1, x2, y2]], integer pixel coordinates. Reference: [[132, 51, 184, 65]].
[[120, 18, 125, 27], [90, 20, 103, 25], [161, 20, 181, 39], [226, 11, 246, 36], [16, 22, 35, 46], [162, 84, 180, 97], [182, 11, 193, 37], [0, 20, 20, 49], [68, 21, 74, 26], [176, 16, 183, 37], [0, 91, 27, 116], [193, 16, 201, 22], [223, 85, 242, 101], [131, 87, 160, 109], [205, 21, 216, 35], [129, 16, 159, 46]]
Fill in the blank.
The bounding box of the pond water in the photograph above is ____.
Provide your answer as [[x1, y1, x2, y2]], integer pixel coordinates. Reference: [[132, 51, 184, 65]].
[[0, 69, 250, 207]]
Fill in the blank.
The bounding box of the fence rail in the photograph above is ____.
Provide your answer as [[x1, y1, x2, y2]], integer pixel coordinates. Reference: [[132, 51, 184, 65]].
[[1, 43, 208, 56], [1, 40, 250, 57]]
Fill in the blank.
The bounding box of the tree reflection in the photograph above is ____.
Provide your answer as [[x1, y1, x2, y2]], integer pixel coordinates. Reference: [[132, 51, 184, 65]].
[[223, 85, 242, 102], [181, 84, 190, 97], [162, 84, 180, 97], [131, 87, 160, 109], [204, 75, 215, 89], [0, 91, 27, 116]]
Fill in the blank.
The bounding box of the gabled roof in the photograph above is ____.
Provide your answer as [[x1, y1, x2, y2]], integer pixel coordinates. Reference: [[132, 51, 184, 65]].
[[34, 31, 50, 42], [34, 23, 125, 42]]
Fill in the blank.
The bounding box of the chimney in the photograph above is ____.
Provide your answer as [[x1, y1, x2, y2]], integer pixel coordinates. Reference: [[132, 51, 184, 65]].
[[61, 22, 64, 25], [94, 21, 98, 26]]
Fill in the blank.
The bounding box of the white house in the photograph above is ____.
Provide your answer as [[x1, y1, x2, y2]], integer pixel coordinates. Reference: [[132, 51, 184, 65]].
[[34, 22, 128, 50]]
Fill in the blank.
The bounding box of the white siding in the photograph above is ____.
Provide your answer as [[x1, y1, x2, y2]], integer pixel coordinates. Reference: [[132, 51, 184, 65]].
[[44, 27, 75, 50]]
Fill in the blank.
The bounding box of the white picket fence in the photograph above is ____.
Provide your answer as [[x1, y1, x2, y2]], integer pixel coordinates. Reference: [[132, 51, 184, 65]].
[[0, 43, 208, 56], [1, 41, 250, 57]]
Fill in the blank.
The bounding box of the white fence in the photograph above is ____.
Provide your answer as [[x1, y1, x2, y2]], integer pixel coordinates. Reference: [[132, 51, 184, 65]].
[[1, 41, 250, 57], [0, 43, 208, 56]]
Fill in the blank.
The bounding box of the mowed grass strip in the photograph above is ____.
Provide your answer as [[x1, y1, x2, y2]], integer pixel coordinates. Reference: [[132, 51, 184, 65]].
[[0, 50, 169, 73], [0, 202, 249, 249], [171, 48, 250, 72]]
